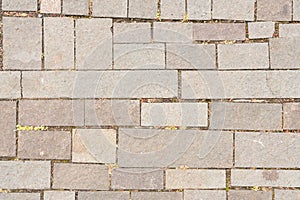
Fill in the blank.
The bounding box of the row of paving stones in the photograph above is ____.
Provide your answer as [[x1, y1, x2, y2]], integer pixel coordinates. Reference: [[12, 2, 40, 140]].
[[1, 70, 300, 98], [4, 18, 300, 70], [0, 190, 299, 200], [1, 161, 300, 189], [2, 0, 300, 21]]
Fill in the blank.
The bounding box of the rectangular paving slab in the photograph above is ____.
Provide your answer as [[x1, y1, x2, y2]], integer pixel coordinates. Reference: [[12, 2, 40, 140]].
[[184, 190, 226, 200], [78, 191, 129, 200], [0, 193, 40, 200]]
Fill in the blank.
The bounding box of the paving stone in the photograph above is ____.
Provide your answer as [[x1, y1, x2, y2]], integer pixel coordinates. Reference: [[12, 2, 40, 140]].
[[18, 131, 71, 160], [0, 193, 40, 200], [114, 22, 151, 43], [228, 190, 272, 200], [153, 22, 193, 43], [248, 22, 275, 39], [187, 0, 211, 20], [275, 190, 300, 200], [63, 0, 89, 15], [78, 191, 130, 200], [279, 24, 300, 37], [72, 129, 116, 163], [257, 0, 292, 21], [111, 168, 164, 189], [44, 191, 75, 200], [118, 129, 233, 168], [41, 0, 61, 13], [0, 161, 50, 189], [132, 192, 182, 200], [161, 0, 185, 19], [166, 169, 226, 189], [3, 17, 42, 69], [128, 0, 157, 19], [0, 72, 20, 98], [218, 43, 269, 69], [294, 0, 300, 20], [0, 101, 16, 157], [141, 103, 208, 126], [210, 102, 282, 130], [232, 169, 300, 187], [270, 38, 300, 69], [53, 163, 109, 190], [23, 71, 178, 98], [44, 17, 74, 69], [114, 44, 165, 69], [182, 71, 300, 99], [283, 103, 300, 130], [184, 190, 226, 200], [213, 0, 255, 21], [166, 44, 216, 69], [193, 23, 246, 41], [93, 0, 127, 17], [235, 132, 300, 168], [2, 0, 36, 11], [76, 18, 112, 69], [19, 100, 84, 126], [85, 100, 140, 126]]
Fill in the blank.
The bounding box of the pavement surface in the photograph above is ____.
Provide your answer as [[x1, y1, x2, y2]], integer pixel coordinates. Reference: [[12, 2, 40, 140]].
[[0, 0, 300, 199]]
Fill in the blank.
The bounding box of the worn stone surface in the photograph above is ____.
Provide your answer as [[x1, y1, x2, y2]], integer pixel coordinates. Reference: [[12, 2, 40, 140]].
[[270, 38, 300, 69], [41, 0, 61, 13], [72, 129, 116, 163], [44, 17, 74, 69], [257, 0, 292, 21], [128, 0, 157, 19], [53, 163, 109, 190], [141, 103, 208, 126], [0, 161, 50, 189], [184, 190, 226, 200], [132, 192, 182, 200], [231, 169, 300, 187], [228, 190, 272, 200], [153, 22, 193, 43], [213, 0, 255, 20], [19, 100, 84, 126], [63, 0, 89, 15], [182, 71, 300, 99], [78, 191, 129, 200], [114, 22, 151, 43], [283, 103, 300, 129], [166, 44, 216, 69], [0, 193, 40, 200], [280, 24, 300, 37], [111, 168, 164, 189], [22, 71, 178, 98], [275, 190, 300, 200], [187, 0, 211, 20], [118, 129, 233, 168], [93, 0, 127, 17], [3, 17, 41, 69], [2, 0, 36, 11], [166, 169, 226, 189], [248, 22, 275, 39], [235, 132, 300, 168], [210, 102, 282, 130], [114, 44, 165, 69], [44, 191, 75, 200], [85, 100, 139, 126], [0, 72, 20, 98], [161, 0, 185, 19], [218, 43, 269, 69], [193, 23, 246, 41], [76, 18, 112, 69], [18, 131, 71, 160], [0, 101, 16, 157]]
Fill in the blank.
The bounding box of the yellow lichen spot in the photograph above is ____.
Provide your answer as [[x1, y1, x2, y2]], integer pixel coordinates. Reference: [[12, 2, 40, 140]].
[[252, 186, 260, 191], [165, 126, 178, 130], [224, 40, 236, 44], [106, 163, 118, 175], [16, 125, 48, 131], [156, 10, 161, 21], [178, 165, 189, 170], [182, 13, 188, 22]]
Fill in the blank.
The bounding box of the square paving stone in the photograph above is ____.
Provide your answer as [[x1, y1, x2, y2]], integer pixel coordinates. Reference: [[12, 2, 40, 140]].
[[93, 0, 127, 17], [187, 0, 211, 20], [0, 71, 20, 98], [283, 103, 300, 129], [161, 0, 185, 19], [248, 22, 275, 39], [3, 17, 42, 69], [63, 0, 89, 15], [41, 0, 61, 13], [257, 0, 292, 21], [114, 22, 151, 43], [128, 0, 157, 19]]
